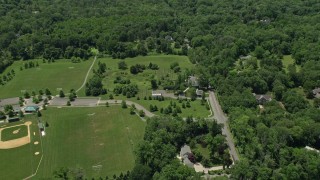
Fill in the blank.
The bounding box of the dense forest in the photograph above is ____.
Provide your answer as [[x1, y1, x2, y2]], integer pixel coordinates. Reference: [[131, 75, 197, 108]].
[[1, 0, 320, 179]]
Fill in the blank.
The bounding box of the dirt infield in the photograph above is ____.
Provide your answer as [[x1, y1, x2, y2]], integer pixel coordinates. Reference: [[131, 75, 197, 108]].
[[0, 121, 32, 149]]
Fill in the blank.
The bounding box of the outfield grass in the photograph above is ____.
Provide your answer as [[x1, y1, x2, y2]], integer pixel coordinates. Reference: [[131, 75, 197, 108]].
[[0, 58, 93, 98], [1, 125, 28, 141], [0, 115, 42, 180], [35, 106, 145, 179], [78, 55, 195, 96]]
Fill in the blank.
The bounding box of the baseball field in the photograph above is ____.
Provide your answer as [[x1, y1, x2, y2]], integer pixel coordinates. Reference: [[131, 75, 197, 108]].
[[0, 106, 146, 179]]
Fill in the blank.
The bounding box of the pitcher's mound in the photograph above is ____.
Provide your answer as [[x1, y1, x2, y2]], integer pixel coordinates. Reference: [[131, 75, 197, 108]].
[[34, 141, 39, 145], [24, 121, 32, 126], [12, 129, 20, 134], [35, 152, 40, 155]]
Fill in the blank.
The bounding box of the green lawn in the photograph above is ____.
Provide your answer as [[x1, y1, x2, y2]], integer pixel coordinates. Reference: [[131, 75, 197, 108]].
[[35, 106, 145, 179], [0, 58, 93, 98], [0, 116, 42, 180], [130, 98, 210, 118], [1, 125, 28, 141], [78, 55, 195, 96], [194, 144, 210, 160]]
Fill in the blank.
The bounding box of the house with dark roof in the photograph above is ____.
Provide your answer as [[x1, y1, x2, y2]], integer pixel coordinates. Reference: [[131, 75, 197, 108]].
[[165, 35, 173, 41], [180, 145, 195, 168], [253, 94, 272, 104], [312, 88, 320, 98], [188, 76, 199, 87]]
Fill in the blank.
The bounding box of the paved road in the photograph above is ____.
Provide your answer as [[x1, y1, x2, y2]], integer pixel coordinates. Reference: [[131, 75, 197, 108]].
[[208, 91, 239, 162], [76, 56, 97, 93]]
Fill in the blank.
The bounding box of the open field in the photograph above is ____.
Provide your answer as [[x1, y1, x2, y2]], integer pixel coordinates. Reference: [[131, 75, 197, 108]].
[[35, 106, 145, 178], [1, 125, 28, 141], [0, 58, 93, 98], [77, 55, 195, 96], [0, 116, 42, 180]]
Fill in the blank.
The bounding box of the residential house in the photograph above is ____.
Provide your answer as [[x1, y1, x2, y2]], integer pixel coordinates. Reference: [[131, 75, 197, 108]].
[[180, 145, 195, 168], [312, 88, 320, 98], [165, 35, 173, 41], [254, 94, 272, 104], [188, 76, 199, 87], [239, 55, 252, 60]]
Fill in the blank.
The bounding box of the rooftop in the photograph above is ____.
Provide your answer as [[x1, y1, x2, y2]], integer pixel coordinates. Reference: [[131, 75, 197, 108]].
[[25, 106, 39, 112], [312, 88, 320, 94], [254, 94, 272, 101], [188, 76, 199, 87]]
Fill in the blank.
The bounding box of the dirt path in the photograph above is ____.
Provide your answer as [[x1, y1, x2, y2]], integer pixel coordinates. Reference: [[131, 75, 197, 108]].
[[0, 121, 32, 149], [76, 56, 97, 93]]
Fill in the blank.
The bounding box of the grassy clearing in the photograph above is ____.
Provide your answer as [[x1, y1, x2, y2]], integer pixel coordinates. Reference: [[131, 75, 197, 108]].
[[0, 115, 42, 180], [1, 125, 28, 141], [35, 106, 145, 179], [0, 58, 93, 98], [283, 55, 301, 72], [292, 87, 314, 106], [78, 55, 195, 96]]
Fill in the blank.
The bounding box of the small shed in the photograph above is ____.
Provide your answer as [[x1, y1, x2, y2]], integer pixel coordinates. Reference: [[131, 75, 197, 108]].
[[38, 122, 45, 131], [24, 106, 39, 113], [253, 94, 272, 104]]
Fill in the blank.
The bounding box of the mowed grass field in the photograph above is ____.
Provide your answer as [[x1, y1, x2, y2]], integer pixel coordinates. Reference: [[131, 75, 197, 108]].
[[78, 55, 195, 96], [35, 106, 145, 179], [0, 58, 93, 98], [0, 116, 42, 180]]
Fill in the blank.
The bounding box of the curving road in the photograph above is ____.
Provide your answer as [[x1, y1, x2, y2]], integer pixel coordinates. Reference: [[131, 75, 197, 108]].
[[208, 91, 239, 162], [76, 56, 97, 93]]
